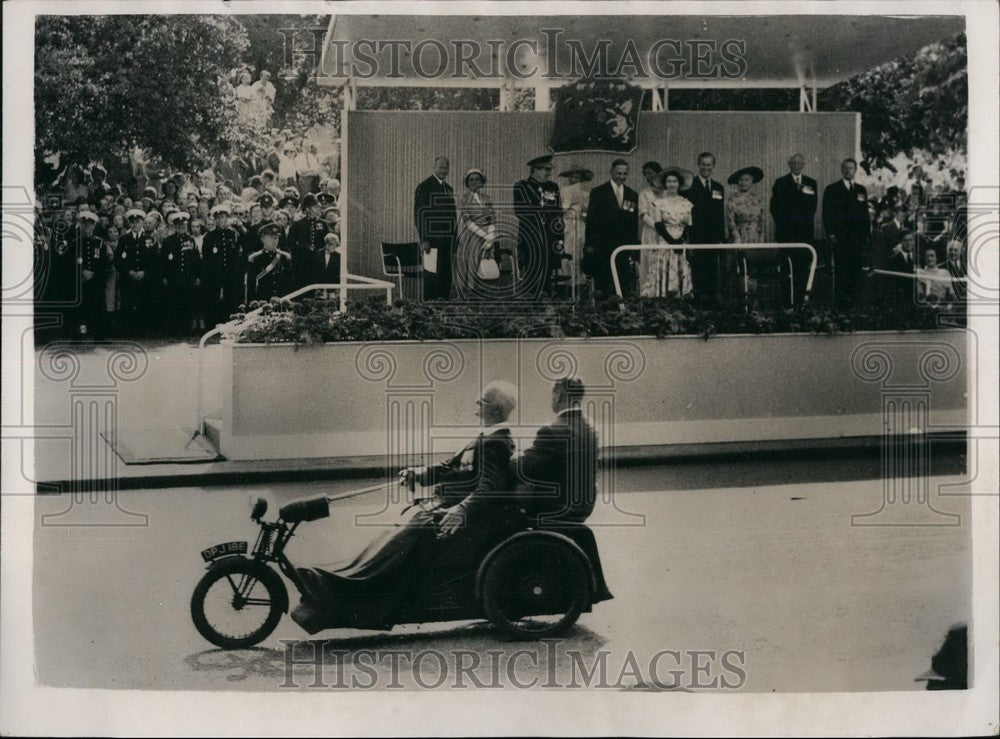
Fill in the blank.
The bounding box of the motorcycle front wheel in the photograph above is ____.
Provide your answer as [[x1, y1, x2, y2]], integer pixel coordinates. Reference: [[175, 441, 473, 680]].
[[190, 558, 285, 649]]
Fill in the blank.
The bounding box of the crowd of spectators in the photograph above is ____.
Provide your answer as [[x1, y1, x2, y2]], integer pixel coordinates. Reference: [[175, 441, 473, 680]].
[[33, 121, 343, 340]]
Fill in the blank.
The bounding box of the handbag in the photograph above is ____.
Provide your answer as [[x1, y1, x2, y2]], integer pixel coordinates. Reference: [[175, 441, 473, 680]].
[[476, 241, 500, 281]]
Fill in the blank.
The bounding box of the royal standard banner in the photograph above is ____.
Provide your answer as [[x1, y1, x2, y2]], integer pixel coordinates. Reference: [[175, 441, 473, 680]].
[[549, 79, 645, 154]]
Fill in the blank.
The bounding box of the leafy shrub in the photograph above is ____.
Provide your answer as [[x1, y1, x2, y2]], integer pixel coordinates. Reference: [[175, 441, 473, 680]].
[[224, 295, 957, 346]]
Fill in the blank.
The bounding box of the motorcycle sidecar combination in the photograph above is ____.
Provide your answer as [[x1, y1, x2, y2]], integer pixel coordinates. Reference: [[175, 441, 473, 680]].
[[191, 495, 613, 649]]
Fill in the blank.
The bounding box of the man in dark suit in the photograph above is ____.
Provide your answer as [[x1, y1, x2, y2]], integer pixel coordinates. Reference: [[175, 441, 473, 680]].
[[683, 152, 727, 305], [876, 203, 909, 270], [822, 158, 872, 306], [513, 155, 564, 298], [584, 159, 640, 299], [513, 377, 599, 526], [880, 230, 916, 309], [770, 153, 818, 304], [413, 156, 458, 301], [309, 233, 342, 286]]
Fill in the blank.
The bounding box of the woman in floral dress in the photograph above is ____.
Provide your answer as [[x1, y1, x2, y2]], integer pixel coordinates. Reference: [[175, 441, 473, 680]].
[[557, 163, 593, 294], [725, 166, 769, 299], [641, 166, 693, 298]]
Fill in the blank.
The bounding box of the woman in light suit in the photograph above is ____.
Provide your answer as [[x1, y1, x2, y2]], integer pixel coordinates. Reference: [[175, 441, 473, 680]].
[[454, 168, 499, 299]]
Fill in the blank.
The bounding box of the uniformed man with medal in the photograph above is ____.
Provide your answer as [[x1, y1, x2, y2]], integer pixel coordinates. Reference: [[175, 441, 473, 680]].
[[75, 209, 110, 338], [246, 222, 293, 303], [116, 208, 157, 336], [160, 211, 202, 334], [286, 193, 329, 290], [513, 154, 565, 297], [202, 203, 243, 324]]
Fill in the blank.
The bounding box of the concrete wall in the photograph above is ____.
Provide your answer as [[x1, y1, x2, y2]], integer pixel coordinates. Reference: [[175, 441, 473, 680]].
[[216, 330, 968, 462]]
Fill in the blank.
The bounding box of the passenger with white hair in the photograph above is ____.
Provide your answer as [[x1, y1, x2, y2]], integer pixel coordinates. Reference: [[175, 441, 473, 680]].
[[294, 380, 520, 619]]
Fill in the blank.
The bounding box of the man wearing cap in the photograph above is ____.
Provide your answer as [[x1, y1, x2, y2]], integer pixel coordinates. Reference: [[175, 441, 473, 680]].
[[116, 209, 158, 336], [321, 201, 340, 236], [202, 203, 244, 324], [822, 158, 871, 306], [75, 210, 110, 338], [286, 192, 329, 290], [513, 155, 564, 298], [413, 156, 458, 301], [160, 211, 202, 334], [584, 159, 640, 299], [246, 222, 293, 302], [770, 153, 818, 305]]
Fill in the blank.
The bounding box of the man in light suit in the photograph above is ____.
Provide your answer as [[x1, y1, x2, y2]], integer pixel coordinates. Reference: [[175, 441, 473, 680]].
[[413, 156, 457, 301], [683, 152, 727, 305], [822, 157, 872, 305], [584, 159, 640, 300], [770, 153, 818, 304]]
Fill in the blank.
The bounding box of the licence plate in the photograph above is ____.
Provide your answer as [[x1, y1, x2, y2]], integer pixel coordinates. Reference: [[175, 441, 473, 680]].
[[201, 541, 247, 561]]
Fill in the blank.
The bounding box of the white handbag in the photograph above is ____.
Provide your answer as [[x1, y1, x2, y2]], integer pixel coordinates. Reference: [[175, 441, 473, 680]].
[[476, 239, 500, 281]]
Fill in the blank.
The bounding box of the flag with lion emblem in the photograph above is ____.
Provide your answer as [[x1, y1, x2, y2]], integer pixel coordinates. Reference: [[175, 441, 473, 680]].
[[549, 79, 644, 153]]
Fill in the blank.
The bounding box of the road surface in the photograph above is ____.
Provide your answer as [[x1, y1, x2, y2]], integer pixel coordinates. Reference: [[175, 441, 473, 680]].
[[31, 465, 971, 693]]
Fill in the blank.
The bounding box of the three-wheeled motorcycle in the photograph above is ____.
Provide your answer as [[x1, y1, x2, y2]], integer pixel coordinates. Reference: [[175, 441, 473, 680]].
[[191, 492, 613, 649]]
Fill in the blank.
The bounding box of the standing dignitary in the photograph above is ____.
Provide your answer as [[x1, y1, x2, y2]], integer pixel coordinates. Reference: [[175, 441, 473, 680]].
[[583, 159, 640, 299], [116, 209, 158, 336], [769, 153, 818, 304], [513, 155, 564, 298], [160, 211, 201, 334], [822, 158, 872, 305], [413, 156, 458, 301], [683, 152, 727, 305], [75, 210, 110, 338], [202, 203, 243, 324], [246, 222, 293, 302], [286, 192, 329, 290]]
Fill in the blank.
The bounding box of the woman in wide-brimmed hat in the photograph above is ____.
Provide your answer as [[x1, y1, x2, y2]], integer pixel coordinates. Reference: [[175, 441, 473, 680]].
[[640, 166, 694, 299], [454, 167, 500, 299], [557, 163, 593, 293], [725, 166, 765, 244]]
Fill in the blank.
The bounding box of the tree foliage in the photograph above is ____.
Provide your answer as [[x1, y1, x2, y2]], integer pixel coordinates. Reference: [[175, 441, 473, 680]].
[[819, 32, 967, 172], [35, 16, 249, 169]]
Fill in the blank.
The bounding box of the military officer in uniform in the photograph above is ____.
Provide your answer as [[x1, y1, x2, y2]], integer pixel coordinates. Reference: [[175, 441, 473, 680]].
[[75, 210, 110, 338], [286, 192, 329, 289], [513, 154, 564, 297], [246, 222, 293, 303], [116, 209, 158, 336], [160, 211, 202, 335], [202, 203, 243, 325]]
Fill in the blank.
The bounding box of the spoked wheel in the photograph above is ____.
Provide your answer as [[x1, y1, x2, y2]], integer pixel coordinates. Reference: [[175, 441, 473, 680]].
[[190, 558, 285, 649], [482, 537, 591, 640]]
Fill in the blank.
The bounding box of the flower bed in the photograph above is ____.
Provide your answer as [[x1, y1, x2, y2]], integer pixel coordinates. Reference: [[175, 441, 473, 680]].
[[207, 297, 968, 462], [226, 295, 958, 345]]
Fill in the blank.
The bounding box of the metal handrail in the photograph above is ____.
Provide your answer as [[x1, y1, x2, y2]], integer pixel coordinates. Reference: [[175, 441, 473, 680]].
[[194, 276, 395, 438], [869, 268, 967, 283], [610, 242, 819, 303]]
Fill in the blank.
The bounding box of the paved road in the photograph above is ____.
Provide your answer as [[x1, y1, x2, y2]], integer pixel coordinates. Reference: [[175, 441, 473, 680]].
[[32, 467, 970, 693]]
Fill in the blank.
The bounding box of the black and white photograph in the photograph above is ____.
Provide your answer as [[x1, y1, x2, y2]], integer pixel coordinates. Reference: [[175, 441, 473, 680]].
[[1, 1, 998, 736]]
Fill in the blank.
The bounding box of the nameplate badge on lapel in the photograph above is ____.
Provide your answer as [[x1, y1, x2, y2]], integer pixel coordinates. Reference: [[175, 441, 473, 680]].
[[802, 185, 815, 195], [711, 190, 723, 200]]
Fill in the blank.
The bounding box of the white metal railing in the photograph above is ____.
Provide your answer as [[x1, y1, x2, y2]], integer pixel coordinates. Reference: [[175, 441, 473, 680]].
[[869, 268, 967, 284], [609, 242, 818, 303], [194, 276, 395, 437]]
